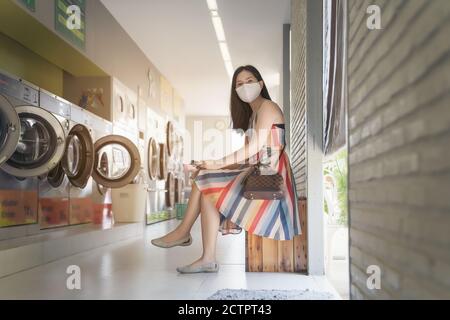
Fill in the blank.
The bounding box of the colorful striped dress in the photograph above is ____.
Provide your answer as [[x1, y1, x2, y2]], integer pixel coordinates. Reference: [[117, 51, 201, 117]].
[[193, 116, 301, 241]]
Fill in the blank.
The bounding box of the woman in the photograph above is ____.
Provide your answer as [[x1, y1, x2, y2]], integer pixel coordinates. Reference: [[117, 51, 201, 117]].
[[151, 65, 301, 273]]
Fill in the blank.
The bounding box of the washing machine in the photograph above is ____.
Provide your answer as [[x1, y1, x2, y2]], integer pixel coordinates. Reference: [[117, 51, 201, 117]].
[[0, 71, 65, 228], [88, 112, 142, 224], [145, 135, 159, 218], [173, 130, 186, 205], [66, 104, 95, 226], [145, 108, 169, 224], [37, 89, 72, 229], [94, 128, 142, 222], [166, 121, 186, 206], [85, 111, 114, 229]]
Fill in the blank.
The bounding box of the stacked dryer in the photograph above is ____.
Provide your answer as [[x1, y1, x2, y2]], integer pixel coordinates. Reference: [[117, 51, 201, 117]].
[[166, 120, 186, 207], [144, 111, 186, 224], [107, 79, 144, 222], [75, 80, 143, 226]]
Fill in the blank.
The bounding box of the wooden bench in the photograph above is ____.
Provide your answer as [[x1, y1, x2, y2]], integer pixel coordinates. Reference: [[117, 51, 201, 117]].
[[245, 198, 307, 273]]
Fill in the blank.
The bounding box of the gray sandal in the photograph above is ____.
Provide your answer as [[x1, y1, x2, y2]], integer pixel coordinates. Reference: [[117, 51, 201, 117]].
[[176, 262, 219, 274], [151, 234, 192, 248]]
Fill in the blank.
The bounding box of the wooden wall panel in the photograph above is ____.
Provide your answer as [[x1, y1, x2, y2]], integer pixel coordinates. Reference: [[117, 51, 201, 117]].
[[294, 198, 307, 272], [262, 238, 278, 272], [278, 240, 294, 272], [246, 232, 263, 272]]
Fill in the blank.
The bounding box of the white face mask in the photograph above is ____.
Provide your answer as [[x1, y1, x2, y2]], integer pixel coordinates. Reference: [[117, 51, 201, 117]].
[[236, 82, 262, 103]]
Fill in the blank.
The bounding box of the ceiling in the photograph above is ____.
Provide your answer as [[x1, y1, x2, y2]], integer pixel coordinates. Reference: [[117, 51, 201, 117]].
[[101, 0, 291, 116]]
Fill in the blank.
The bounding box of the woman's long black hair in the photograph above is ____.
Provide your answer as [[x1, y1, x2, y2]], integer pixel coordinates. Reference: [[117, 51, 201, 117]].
[[230, 65, 272, 132]]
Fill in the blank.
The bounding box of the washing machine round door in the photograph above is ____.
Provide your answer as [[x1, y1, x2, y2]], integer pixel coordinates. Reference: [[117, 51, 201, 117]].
[[174, 177, 184, 204], [47, 162, 66, 188], [92, 135, 141, 189], [147, 137, 159, 180], [96, 151, 110, 196], [1, 106, 65, 177], [158, 143, 168, 180], [165, 172, 175, 208], [62, 124, 94, 188], [0, 95, 20, 166], [166, 121, 175, 157]]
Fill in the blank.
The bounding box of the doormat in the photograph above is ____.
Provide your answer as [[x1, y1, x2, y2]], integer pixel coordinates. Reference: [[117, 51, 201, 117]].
[[207, 289, 336, 300]]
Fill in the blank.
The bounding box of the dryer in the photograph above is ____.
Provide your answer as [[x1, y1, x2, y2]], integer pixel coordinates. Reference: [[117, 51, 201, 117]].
[[66, 104, 95, 226], [89, 119, 141, 225], [145, 108, 167, 224], [86, 112, 114, 229], [37, 89, 72, 229], [0, 71, 65, 228], [93, 132, 142, 222], [110, 123, 140, 181], [165, 120, 186, 208]]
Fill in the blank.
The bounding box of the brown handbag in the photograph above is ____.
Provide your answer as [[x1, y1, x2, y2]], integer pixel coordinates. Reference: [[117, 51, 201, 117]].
[[241, 145, 286, 200]]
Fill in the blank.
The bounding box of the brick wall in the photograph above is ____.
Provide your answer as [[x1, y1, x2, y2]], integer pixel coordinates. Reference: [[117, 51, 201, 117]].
[[348, 0, 450, 299], [290, 0, 307, 198]]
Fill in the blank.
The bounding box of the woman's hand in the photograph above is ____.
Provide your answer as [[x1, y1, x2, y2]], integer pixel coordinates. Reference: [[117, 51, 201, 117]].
[[184, 164, 199, 172], [198, 160, 223, 170]]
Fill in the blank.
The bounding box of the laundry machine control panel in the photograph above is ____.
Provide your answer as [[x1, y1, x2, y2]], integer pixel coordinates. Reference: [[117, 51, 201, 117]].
[[0, 72, 38, 106], [39, 90, 71, 119]]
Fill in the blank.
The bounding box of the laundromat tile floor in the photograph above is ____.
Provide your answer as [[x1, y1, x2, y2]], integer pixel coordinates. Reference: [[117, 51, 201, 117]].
[[0, 219, 340, 299]]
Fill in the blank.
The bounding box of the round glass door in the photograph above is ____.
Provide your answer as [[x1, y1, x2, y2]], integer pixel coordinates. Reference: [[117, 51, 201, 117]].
[[0, 95, 20, 166], [158, 143, 168, 180], [165, 172, 175, 208], [166, 121, 175, 156], [147, 137, 159, 180], [62, 124, 94, 188], [96, 151, 110, 195], [92, 135, 141, 189], [1, 106, 65, 178], [47, 161, 66, 188]]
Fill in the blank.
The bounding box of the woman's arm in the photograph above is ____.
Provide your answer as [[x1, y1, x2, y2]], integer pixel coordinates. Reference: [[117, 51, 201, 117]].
[[219, 101, 284, 167]]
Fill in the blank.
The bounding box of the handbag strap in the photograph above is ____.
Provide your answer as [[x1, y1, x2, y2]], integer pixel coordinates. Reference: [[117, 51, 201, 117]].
[[241, 139, 286, 185]]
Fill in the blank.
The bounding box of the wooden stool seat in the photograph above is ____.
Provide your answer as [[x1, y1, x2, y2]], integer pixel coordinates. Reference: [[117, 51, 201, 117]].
[[245, 199, 307, 273]]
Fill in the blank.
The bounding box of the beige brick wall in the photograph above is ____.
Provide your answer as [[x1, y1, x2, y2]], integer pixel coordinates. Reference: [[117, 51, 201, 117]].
[[348, 0, 450, 299]]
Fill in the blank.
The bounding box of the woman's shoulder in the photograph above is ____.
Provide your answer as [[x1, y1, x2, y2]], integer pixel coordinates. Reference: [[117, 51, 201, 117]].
[[259, 100, 284, 120]]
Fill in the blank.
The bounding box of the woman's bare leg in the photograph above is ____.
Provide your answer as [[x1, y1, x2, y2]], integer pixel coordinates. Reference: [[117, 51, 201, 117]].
[[157, 182, 201, 242], [183, 192, 220, 267]]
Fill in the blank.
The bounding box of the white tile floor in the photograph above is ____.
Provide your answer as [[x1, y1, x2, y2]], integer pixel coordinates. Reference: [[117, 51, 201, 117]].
[[0, 219, 341, 300]]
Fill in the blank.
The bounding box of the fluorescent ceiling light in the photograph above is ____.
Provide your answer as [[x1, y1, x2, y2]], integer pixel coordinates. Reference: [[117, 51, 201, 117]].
[[212, 16, 226, 42], [219, 42, 231, 62], [207, 0, 218, 11], [206, 0, 233, 79]]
